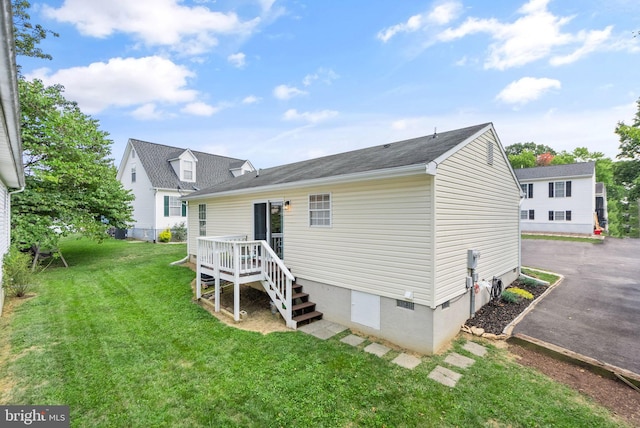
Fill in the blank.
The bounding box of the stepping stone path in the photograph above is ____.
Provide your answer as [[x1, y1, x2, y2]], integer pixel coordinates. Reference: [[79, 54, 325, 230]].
[[300, 321, 487, 377], [427, 341, 488, 388]]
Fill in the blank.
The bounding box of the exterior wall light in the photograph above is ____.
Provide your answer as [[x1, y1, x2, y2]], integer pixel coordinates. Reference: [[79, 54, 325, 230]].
[[284, 200, 291, 211]]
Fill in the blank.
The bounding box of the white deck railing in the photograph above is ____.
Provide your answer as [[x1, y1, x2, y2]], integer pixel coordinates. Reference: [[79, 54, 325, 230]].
[[196, 235, 295, 328]]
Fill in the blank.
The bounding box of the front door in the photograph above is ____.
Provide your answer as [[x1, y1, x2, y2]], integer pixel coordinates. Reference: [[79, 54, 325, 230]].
[[254, 201, 284, 258]]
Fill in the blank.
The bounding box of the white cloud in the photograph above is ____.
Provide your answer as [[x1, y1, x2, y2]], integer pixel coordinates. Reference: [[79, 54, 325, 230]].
[[302, 68, 339, 86], [273, 84, 307, 100], [496, 77, 561, 104], [282, 109, 338, 123], [242, 95, 261, 104], [131, 103, 173, 120], [377, 1, 462, 42], [181, 102, 220, 116], [26, 56, 199, 114], [227, 52, 246, 68], [43, 0, 261, 54], [437, 0, 616, 70]]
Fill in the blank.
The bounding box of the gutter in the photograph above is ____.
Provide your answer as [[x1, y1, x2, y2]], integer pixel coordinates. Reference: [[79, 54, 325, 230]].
[[183, 163, 430, 201]]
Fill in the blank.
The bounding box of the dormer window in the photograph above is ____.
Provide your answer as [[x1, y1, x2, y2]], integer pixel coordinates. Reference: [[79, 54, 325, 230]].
[[183, 161, 193, 181]]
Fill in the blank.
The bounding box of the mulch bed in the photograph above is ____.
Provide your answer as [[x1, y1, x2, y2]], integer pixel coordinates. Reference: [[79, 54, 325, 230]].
[[465, 279, 549, 334]]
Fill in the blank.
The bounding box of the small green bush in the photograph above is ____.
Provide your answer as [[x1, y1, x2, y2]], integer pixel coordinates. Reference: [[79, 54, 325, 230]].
[[158, 229, 172, 243], [2, 247, 34, 297], [508, 287, 534, 300], [501, 289, 521, 304], [172, 222, 187, 242]]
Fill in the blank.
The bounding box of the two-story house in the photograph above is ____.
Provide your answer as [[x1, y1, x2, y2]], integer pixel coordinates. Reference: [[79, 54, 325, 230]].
[[116, 139, 254, 241], [515, 162, 597, 235]]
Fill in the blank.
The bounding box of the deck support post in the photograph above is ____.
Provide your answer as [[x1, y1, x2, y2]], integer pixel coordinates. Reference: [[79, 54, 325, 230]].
[[214, 240, 221, 312], [233, 242, 241, 321]]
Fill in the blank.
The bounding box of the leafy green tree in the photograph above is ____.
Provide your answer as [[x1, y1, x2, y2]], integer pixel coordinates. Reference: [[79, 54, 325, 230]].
[[11, 79, 134, 250], [508, 151, 536, 169], [12, 0, 58, 61], [505, 142, 557, 157]]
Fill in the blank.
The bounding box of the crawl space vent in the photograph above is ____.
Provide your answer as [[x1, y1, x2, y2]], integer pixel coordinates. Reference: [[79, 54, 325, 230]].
[[396, 300, 415, 310]]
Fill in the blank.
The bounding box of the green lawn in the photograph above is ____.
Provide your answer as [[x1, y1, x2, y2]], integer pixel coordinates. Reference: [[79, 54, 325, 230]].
[[522, 233, 604, 244], [0, 239, 627, 427]]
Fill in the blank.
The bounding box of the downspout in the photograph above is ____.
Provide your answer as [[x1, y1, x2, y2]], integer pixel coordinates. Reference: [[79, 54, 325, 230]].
[[153, 188, 158, 243], [518, 191, 524, 275]]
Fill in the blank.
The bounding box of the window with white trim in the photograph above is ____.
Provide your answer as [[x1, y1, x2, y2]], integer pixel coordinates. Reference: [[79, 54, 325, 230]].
[[549, 181, 572, 198], [131, 165, 136, 183], [198, 204, 206, 236], [309, 194, 331, 227], [168, 196, 182, 216], [521, 209, 535, 220], [549, 210, 571, 221], [183, 161, 193, 181], [521, 183, 533, 198]]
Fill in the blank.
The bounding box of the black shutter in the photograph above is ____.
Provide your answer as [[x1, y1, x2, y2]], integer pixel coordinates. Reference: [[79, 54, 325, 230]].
[[528, 184, 533, 199], [548, 182, 554, 197], [566, 181, 572, 197], [164, 196, 169, 217], [566, 210, 572, 221], [529, 210, 535, 220], [182, 201, 187, 217], [548, 211, 554, 221]]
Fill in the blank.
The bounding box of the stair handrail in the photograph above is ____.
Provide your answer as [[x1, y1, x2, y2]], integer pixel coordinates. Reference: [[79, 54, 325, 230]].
[[257, 240, 295, 328]]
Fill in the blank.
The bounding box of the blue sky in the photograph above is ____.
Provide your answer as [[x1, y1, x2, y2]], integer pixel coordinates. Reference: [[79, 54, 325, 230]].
[[19, 0, 640, 168]]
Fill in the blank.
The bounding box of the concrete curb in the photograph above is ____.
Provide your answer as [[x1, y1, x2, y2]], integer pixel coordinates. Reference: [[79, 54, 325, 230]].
[[508, 333, 640, 390], [502, 270, 564, 336]]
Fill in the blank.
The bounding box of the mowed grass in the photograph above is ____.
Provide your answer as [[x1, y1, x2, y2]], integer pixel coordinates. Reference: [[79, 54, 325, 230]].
[[522, 233, 604, 244], [0, 239, 627, 427]]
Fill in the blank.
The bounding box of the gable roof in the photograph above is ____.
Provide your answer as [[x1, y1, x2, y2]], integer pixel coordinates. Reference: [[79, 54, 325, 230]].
[[128, 139, 251, 191], [514, 162, 595, 181], [185, 123, 493, 200]]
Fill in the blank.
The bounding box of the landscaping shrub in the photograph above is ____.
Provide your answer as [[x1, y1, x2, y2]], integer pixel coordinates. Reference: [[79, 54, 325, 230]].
[[2, 247, 34, 297], [507, 287, 534, 300], [172, 222, 187, 242], [501, 289, 521, 304], [158, 228, 172, 243]]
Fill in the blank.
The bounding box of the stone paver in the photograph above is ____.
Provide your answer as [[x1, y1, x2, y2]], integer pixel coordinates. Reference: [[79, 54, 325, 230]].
[[428, 365, 462, 387], [364, 343, 390, 357], [463, 341, 487, 357], [444, 352, 476, 369], [392, 353, 422, 370], [340, 334, 365, 347], [298, 320, 347, 340]]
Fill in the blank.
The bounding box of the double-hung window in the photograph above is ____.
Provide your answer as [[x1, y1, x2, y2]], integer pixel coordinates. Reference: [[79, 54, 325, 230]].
[[198, 204, 206, 236], [549, 210, 571, 221], [521, 183, 533, 198], [521, 209, 535, 220], [549, 181, 572, 198], [309, 194, 331, 227], [131, 166, 136, 183], [183, 161, 193, 181], [164, 196, 186, 217]]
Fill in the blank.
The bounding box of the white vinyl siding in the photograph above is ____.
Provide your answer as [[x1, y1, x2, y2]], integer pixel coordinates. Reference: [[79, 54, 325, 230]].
[[519, 174, 594, 234], [434, 130, 520, 307], [186, 174, 434, 305]]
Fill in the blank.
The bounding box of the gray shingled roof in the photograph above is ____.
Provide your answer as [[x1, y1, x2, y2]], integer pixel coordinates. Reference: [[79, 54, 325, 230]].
[[129, 139, 249, 190], [185, 123, 491, 199], [514, 161, 595, 181]]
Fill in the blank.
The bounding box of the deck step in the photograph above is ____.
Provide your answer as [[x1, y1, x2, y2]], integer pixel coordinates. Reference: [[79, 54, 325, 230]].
[[292, 292, 309, 301], [292, 301, 316, 312], [293, 310, 323, 324]]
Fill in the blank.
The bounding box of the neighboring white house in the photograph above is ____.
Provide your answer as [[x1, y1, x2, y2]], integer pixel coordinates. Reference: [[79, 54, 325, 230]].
[[183, 123, 521, 354], [116, 139, 254, 242], [515, 162, 597, 235], [0, 3, 26, 315]]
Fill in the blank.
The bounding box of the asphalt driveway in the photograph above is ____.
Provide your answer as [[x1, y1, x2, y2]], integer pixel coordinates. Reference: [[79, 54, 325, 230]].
[[515, 238, 640, 376]]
